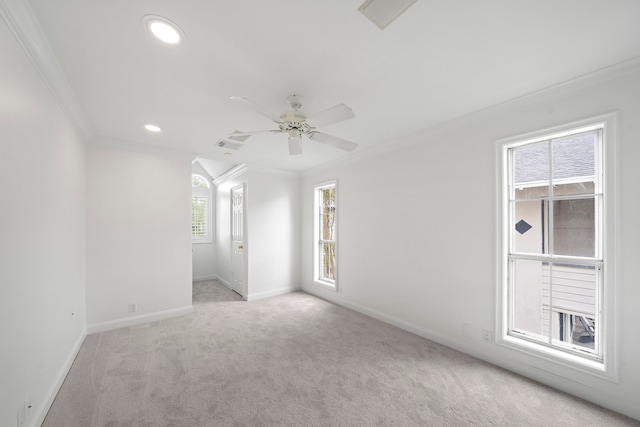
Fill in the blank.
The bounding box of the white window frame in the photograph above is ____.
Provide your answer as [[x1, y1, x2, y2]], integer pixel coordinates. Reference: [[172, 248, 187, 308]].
[[496, 113, 618, 381], [313, 180, 338, 290], [192, 174, 212, 243]]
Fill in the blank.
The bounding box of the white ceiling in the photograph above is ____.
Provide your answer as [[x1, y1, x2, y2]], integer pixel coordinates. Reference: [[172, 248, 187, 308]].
[[28, 0, 640, 175]]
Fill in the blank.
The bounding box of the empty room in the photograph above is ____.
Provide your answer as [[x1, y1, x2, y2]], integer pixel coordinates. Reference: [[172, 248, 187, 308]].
[[1, 0, 640, 425]]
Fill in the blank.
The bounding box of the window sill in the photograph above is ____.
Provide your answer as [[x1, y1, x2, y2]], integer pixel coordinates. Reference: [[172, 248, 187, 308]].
[[498, 334, 616, 383], [192, 239, 212, 245], [312, 280, 337, 292]]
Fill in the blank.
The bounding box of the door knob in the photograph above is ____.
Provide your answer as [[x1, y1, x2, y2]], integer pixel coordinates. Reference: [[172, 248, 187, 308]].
[[238, 245, 243, 249]]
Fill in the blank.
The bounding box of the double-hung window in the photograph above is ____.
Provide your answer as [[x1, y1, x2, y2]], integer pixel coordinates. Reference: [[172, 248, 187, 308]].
[[192, 174, 211, 242], [314, 181, 338, 289], [499, 115, 616, 376]]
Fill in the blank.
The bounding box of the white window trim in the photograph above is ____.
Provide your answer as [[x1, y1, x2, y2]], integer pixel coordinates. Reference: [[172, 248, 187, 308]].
[[192, 174, 212, 244], [313, 180, 339, 291], [495, 113, 619, 382]]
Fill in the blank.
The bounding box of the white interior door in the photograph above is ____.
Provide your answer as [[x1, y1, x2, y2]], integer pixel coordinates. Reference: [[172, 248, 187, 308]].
[[231, 184, 246, 297]]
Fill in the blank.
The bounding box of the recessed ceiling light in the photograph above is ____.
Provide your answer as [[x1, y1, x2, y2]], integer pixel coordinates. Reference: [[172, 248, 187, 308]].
[[144, 124, 161, 132], [142, 15, 185, 44]]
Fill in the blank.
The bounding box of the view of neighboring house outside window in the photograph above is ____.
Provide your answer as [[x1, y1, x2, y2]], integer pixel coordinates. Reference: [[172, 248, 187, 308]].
[[314, 181, 337, 288]]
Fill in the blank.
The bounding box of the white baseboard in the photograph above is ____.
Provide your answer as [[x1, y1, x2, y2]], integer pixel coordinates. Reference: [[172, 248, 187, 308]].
[[192, 274, 217, 282], [86, 306, 193, 334], [31, 326, 87, 427], [214, 275, 232, 289], [246, 286, 299, 301], [302, 285, 465, 351]]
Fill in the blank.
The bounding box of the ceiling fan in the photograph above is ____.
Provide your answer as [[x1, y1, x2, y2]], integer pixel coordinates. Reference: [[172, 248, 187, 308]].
[[223, 94, 358, 155]]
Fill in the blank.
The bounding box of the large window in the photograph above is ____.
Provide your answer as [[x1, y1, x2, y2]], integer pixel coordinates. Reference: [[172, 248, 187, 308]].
[[499, 116, 616, 376], [314, 181, 337, 288], [192, 174, 211, 242]]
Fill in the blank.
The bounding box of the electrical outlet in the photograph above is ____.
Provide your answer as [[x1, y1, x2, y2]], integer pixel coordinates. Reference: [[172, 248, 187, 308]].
[[128, 302, 137, 313], [482, 330, 492, 343]]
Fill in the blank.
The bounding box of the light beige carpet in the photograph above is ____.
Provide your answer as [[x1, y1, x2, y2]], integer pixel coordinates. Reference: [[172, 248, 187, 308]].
[[43, 280, 638, 426]]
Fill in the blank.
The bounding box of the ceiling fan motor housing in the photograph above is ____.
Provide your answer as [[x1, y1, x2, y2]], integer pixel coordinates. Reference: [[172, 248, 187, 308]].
[[279, 111, 312, 135]]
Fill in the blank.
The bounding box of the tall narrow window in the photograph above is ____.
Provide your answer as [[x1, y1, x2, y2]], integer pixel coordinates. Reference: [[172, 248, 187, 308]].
[[499, 116, 616, 376], [192, 174, 211, 242], [314, 181, 337, 288]]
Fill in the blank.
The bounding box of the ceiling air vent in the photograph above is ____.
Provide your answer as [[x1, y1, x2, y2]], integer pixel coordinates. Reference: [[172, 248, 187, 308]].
[[217, 131, 250, 151], [358, 0, 418, 30], [217, 140, 243, 150]]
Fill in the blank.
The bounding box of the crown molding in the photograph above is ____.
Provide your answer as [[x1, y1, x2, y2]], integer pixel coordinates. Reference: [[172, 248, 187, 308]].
[[0, 0, 93, 140], [213, 163, 248, 187]]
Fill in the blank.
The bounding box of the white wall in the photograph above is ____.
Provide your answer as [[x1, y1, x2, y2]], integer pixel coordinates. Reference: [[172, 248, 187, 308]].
[[245, 167, 300, 300], [192, 163, 217, 281], [85, 139, 193, 332], [215, 166, 300, 299], [300, 64, 640, 420], [0, 17, 86, 427]]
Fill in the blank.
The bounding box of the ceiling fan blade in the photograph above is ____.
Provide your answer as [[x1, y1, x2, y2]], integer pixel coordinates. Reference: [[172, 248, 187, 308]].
[[309, 132, 358, 152], [288, 137, 303, 155], [230, 96, 281, 123], [305, 103, 355, 128]]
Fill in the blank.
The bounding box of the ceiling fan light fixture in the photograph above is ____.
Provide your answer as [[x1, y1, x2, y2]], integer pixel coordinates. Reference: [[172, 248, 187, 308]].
[[288, 136, 303, 155], [142, 15, 185, 44], [289, 128, 301, 140]]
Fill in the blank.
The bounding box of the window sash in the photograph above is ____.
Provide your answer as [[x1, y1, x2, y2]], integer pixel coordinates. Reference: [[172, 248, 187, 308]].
[[192, 195, 208, 238], [319, 241, 336, 283], [506, 257, 603, 360]]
